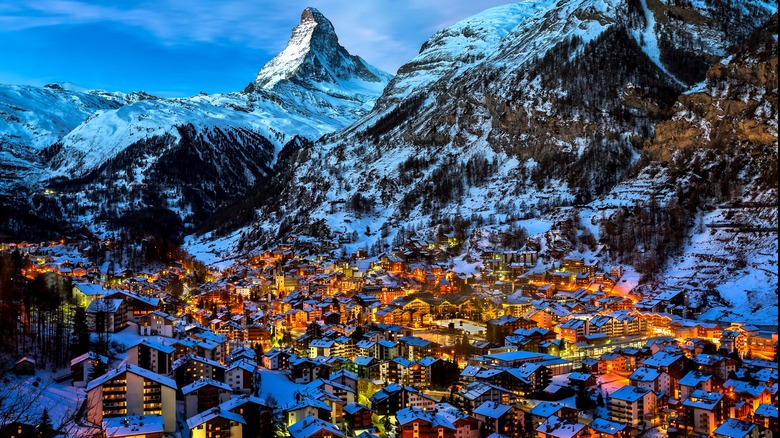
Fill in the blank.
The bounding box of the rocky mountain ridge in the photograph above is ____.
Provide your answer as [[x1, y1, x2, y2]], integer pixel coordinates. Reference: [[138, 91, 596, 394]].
[[0, 8, 391, 240]]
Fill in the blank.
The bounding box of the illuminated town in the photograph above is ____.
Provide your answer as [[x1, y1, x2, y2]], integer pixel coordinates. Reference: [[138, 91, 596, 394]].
[[0, 234, 775, 438]]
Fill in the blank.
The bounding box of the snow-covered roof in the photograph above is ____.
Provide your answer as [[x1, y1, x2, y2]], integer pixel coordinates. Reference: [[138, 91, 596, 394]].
[[641, 351, 683, 368], [589, 417, 627, 434], [629, 366, 664, 382], [530, 401, 565, 418], [754, 403, 778, 418], [343, 402, 370, 415], [87, 363, 176, 391], [70, 351, 108, 366], [74, 282, 106, 296], [536, 415, 586, 438], [287, 415, 344, 438], [713, 418, 756, 438], [186, 407, 245, 429], [181, 378, 232, 395], [396, 407, 455, 429], [681, 390, 723, 410], [679, 370, 712, 387], [473, 401, 513, 418], [86, 298, 123, 313], [219, 394, 268, 412], [610, 385, 653, 403], [130, 338, 175, 354]]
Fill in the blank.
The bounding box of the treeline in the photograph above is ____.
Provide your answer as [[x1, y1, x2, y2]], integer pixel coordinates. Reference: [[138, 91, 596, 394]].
[[397, 153, 498, 217], [599, 198, 689, 279], [0, 251, 87, 369], [362, 94, 425, 141]]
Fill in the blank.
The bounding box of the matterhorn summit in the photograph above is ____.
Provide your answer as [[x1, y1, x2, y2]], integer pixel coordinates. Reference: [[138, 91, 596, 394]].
[[255, 7, 391, 103]]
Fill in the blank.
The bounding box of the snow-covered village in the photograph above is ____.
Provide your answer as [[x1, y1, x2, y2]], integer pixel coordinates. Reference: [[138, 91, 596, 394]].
[[0, 0, 777, 437]]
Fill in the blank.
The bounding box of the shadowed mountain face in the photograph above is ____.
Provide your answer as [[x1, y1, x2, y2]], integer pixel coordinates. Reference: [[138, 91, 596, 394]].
[[0, 8, 392, 239]]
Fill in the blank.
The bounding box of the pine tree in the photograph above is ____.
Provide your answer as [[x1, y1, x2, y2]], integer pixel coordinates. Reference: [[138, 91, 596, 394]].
[[38, 407, 54, 437]]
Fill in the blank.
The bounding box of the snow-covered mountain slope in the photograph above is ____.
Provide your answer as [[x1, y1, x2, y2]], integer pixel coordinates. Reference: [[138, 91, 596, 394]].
[[230, 0, 774, 240], [0, 84, 125, 187], [46, 7, 391, 180], [196, 1, 776, 322], [0, 7, 391, 238], [370, 1, 556, 113]]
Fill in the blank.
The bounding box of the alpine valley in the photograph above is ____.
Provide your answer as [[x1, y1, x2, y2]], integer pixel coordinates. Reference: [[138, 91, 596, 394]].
[[0, 1, 777, 324]]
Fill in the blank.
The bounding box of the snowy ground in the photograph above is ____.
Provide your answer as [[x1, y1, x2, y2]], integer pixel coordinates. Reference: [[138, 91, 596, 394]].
[[256, 369, 304, 406], [2, 372, 88, 434], [433, 319, 486, 335]]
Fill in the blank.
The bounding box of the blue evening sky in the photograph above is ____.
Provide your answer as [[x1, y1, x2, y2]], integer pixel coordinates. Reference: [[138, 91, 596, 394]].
[[0, 1, 510, 97]]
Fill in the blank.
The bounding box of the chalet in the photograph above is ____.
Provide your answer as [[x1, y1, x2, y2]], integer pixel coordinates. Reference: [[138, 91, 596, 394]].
[[288, 416, 344, 438], [262, 348, 291, 370], [537, 416, 591, 438], [173, 354, 226, 387], [219, 395, 274, 438], [187, 408, 244, 438], [528, 402, 578, 431], [398, 336, 439, 361], [753, 403, 778, 437], [609, 385, 657, 430], [640, 351, 689, 385], [567, 372, 597, 390], [103, 414, 165, 438], [681, 390, 726, 436], [628, 366, 672, 395], [86, 298, 127, 333], [589, 417, 630, 438], [395, 407, 456, 438], [473, 401, 518, 437], [70, 351, 109, 387], [126, 339, 175, 375], [289, 356, 331, 384], [86, 363, 177, 433], [692, 353, 737, 381], [226, 359, 256, 394], [103, 290, 161, 323], [369, 384, 436, 416], [679, 371, 714, 401], [12, 357, 36, 375], [343, 403, 373, 433], [139, 311, 176, 337], [381, 357, 413, 385], [181, 378, 232, 420], [284, 396, 331, 427], [458, 381, 517, 406], [713, 418, 761, 438], [72, 282, 106, 307]]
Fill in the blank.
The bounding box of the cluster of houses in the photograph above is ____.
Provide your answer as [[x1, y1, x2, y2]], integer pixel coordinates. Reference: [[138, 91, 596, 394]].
[[2, 236, 777, 438]]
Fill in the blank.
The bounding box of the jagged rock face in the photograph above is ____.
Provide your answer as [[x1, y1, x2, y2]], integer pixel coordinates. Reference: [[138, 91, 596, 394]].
[[648, 15, 778, 167], [255, 7, 391, 103]]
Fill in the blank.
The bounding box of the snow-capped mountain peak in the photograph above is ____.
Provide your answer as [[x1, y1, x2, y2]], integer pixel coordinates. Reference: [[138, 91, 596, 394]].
[[255, 7, 391, 96]]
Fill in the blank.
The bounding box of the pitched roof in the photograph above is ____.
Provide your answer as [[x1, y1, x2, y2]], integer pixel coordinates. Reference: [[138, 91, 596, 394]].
[[473, 401, 513, 419], [186, 408, 245, 429], [610, 385, 653, 403], [181, 378, 232, 395], [395, 407, 455, 430], [288, 416, 344, 438], [87, 363, 176, 391]]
